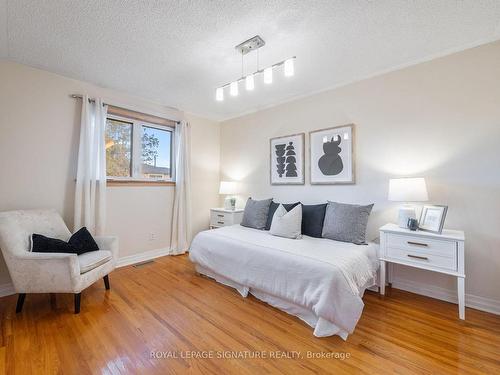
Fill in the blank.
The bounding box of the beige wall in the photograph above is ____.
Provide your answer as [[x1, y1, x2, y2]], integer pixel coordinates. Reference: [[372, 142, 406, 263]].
[[186, 113, 221, 236], [220, 41, 500, 308], [0, 61, 220, 285]]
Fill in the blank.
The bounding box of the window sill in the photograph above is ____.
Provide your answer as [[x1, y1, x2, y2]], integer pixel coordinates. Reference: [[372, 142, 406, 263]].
[[107, 179, 175, 187]]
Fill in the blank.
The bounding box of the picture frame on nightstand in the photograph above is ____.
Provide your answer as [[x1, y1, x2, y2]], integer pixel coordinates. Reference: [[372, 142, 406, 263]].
[[419, 205, 448, 234]]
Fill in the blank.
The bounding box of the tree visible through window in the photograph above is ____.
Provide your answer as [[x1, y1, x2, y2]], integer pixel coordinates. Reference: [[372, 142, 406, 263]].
[[141, 126, 171, 180], [106, 119, 132, 177]]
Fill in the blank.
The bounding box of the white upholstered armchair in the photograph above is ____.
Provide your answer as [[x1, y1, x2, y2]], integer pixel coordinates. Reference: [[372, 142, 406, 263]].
[[0, 209, 118, 314]]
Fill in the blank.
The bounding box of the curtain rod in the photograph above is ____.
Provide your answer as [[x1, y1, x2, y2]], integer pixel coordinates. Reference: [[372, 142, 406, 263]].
[[70, 94, 180, 124]]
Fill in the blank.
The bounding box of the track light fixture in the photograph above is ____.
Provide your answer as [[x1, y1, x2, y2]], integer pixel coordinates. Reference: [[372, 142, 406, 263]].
[[215, 36, 296, 101]]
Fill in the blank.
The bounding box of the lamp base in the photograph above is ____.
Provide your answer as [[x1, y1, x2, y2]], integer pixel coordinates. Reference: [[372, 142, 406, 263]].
[[223, 196, 236, 210], [398, 205, 416, 228]]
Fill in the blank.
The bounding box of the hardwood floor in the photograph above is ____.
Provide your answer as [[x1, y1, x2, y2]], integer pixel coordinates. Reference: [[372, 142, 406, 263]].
[[0, 255, 499, 374]]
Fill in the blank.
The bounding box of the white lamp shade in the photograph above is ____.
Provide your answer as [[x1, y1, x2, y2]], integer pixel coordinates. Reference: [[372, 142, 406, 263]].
[[284, 58, 294, 77], [263, 67, 273, 84], [245, 74, 255, 90], [215, 87, 224, 101], [219, 181, 238, 195], [388, 177, 428, 202], [229, 81, 238, 96]]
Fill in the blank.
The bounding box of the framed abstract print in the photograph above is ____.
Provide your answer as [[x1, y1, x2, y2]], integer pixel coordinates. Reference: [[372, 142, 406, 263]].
[[270, 133, 305, 185], [309, 124, 355, 184]]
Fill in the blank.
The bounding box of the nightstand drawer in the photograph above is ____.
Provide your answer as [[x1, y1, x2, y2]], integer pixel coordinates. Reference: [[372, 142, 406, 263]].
[[209, 209, 244, 228], [386, 246, 457, 271], [386, 233, 456, 258], [210, 211, 230, 226]]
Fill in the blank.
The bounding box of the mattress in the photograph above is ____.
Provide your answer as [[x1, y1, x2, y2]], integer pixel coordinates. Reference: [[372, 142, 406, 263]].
[[189, 225, 379, 339]]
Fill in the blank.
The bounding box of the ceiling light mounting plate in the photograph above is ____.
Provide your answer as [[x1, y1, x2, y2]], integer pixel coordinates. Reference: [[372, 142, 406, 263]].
[[235, 35, 265, 55]]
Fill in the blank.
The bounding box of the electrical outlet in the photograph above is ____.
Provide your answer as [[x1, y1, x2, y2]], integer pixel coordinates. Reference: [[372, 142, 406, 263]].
[[149, 232, 156, 241]]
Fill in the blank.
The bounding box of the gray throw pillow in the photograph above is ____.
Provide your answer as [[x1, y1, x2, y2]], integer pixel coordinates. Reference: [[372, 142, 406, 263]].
[[241, 198, 273, 230], [322, 201, 374, 244]]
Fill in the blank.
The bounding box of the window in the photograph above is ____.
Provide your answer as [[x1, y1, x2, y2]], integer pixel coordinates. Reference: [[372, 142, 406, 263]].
[[105, 115, 174, 182], [141, 125, 172, 180], [105, 118, 133, 177]]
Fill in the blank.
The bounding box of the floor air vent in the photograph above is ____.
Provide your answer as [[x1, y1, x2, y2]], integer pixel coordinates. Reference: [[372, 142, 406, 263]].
[[133, 260, 155, 268]]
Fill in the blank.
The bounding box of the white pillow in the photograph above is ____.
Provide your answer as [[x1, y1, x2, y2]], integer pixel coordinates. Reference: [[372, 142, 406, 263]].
[[270, 204, 302, 239]]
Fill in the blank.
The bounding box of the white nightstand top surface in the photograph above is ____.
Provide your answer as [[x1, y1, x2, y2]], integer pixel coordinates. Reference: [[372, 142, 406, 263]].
[[210, 208, 244, 213], [380, 223, 465, 241]]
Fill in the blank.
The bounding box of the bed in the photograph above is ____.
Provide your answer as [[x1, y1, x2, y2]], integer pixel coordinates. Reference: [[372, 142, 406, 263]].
[[189, 224, 379, 340]]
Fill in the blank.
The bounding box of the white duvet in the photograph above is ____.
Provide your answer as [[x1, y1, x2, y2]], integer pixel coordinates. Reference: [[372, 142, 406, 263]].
[[189, 225, 379, 339]]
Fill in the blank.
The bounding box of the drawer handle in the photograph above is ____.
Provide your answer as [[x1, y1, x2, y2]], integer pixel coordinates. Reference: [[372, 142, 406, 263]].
[[217, 221, 224, 225], [407, 241, 428, 247], [217, 214, 224, 217], [407, 254, 429, 260]]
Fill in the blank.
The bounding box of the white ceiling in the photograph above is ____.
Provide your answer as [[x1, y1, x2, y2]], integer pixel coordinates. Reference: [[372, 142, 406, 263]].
[[1, 1, 500, 121]]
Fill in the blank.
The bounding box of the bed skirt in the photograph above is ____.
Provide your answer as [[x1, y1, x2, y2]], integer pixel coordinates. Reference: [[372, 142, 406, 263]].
[[195, 264, 374, 340]]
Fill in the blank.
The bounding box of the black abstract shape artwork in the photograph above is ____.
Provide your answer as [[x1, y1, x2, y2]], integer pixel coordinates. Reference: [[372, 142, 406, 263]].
[[275, 141, 298, 178], [285, 142, 298, 177], [318, 135, 343, 175], [275, 144, 286, 177]]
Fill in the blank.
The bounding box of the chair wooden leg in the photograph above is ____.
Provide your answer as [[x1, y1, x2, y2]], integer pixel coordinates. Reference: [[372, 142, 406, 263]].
[[49, 293, 57, 308], [74, 293, 81, 314], [16, 293, 26, 313], [103, 275, 110, 290]]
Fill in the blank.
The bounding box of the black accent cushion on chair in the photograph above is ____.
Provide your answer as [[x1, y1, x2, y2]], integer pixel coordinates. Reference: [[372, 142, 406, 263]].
[[265, 201, 301, 230], [68, 227, 99, 254], [301, 203, 327, 238], [32, 227, 99, 255], [31, 234, 78, 254]]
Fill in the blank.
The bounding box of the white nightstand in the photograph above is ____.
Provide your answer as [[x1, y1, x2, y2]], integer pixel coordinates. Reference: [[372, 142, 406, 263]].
[[209, 208, 244, 229], [379, 223, 465, 319]]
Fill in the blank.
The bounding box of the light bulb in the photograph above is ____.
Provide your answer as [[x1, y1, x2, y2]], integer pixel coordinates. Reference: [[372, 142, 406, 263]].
[[263, 67, 273, 84], [246, 74, 254, 91], [216, 87, 224, 101], [284, 58, 294, 77], [230, 81, 238, 96]]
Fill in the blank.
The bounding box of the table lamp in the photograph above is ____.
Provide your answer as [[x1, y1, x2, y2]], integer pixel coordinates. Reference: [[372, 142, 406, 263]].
[[388, 177, 428, 228], [219, 181, 238, 210]]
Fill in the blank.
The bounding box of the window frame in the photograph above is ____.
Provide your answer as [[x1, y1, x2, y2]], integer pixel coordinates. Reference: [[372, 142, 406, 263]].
[[105, 114, 175, 185]]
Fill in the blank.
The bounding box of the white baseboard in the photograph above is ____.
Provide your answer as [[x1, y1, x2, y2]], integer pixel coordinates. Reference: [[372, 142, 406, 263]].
[[116, 247, 172, 268], [391, 277, 500, 316], [0, 282, 15, 298]]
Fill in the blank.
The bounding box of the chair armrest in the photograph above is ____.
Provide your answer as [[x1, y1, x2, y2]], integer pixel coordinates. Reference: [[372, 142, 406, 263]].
[[13, 252, 80, 292], [18, 252, 78, 262], [94, 236, 119, 261]]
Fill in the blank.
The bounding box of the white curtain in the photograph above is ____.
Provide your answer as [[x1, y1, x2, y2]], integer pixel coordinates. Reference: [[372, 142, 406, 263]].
[[74, 96, 108, 235], [170, 121, 192, 255]]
